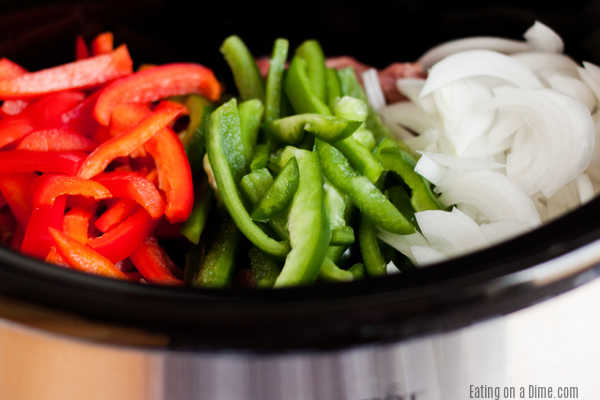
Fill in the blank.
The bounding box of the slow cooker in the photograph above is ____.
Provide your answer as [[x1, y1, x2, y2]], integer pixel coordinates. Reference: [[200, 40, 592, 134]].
[[1, 1, 600, 399]]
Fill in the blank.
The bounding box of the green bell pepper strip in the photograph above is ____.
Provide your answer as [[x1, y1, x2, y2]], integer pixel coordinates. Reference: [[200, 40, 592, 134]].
[[180, 180, 213, 245], [330, 226, 355, 246], [359, 214, 387, 277], [376, 146, 443, 212], [207, 99, 289, 257], [182, 97, 213, 174], [349, 263, 365, 280], [326, 67, 342, 109], [318, 257, 354, 282], [265, 39, 289, 122], [351, 127, 376, 151], [284, 56, 331, 115], [333, 137, 384, 184], [250, 143, 270, 171], [187, 216, 241, 288], [240, 168, 273, 205], [336, 67, 413, 153], [266, 113, 361, 144], [249, 246, 282, 288], [386, 185, 417, 227], [239, 98, 264, 168], [274, 148, 330, 287], [330, 95, 383, 183], [295, 40, 327, 103], [220, 35, 265, 101], [315, 139, 414, 234], [252, 157, 299, 222]]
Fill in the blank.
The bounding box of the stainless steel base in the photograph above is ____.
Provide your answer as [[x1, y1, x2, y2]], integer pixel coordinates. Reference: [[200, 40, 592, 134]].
[[1, 275, 599, 400]]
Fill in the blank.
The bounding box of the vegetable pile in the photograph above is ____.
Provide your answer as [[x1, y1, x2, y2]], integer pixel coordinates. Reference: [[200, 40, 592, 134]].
[[1, 21, 598, 288], [0, 33, 221, 285]]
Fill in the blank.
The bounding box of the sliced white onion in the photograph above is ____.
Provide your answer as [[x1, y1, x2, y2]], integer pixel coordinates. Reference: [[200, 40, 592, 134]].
[[421, 50, 543, 97], [479, 220, 530, 245], [432, 79, 496, 154], [578, 62, 600, 110], [490, 87, 595, 197], [420, 151, 504, 171], [437, 170, 541, 226], [414, 153, 447, 185], [545, 180, 580, 219], [410, 245, 446, 266], [362, 68, 386, 111], [379, 102, 439, 135], [523, 21, 564, 53], [404, 128, 440, 152], [377, 231, 428, 264], [415, 208, 487, 256], [395, 78, 437, 113], [576, 173, 595, 203], [386, 261, 401, 275], [512, 52, 579, 77], [418, 37, 532, 70], [545, 74, 596, 112]]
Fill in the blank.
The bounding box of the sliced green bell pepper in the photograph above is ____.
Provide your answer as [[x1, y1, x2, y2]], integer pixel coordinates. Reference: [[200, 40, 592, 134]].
[[266, 113, 361, 144], [220, 35, 265, 101], [252, 157, 299, 222]]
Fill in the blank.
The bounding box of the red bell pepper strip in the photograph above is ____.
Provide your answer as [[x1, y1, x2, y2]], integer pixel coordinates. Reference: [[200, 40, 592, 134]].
[[0, 91, 85, 149], [145, 127, 194, 223], [0, 173, 35, 227], [108, 102, 151, 137], [21, 195, 66, 259], [45, 204, 94, 267], [130, 236, 183, 285], [91, 32, 114, 56], [34, 174, 111, 206], [95, 199, 136, 232], [88, 207, 154, 262], [17, 129, 96, 152], [62, 90, 102, 138], [49, 227, 129, 279], [75, 35, 89, 60], [0, 45, 133, 99], [0, 58, 27, 79], [94, 63, 221, 125], [0, 150, 86, 175], [45, 246, 68, 267], [77, 101, 187, 179], [0, 118, 34, 149], [93, 171, 165, 219]]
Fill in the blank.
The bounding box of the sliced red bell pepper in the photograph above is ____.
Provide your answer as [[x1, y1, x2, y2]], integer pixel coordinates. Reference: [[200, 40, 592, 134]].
[[130, 236, 183, 286], [0, 150, 86, 175], [62, 90, 102, 138], [93, 171, 165, 219], [63, 204, 95, 244], [49, 227, 129, 279], [21, 195, 66, 259], [88, 207, 154, 262], [77, 101, 187, 179], [34, 174, 112, 206], [94, 63, 221, 125], [45, 246, 68, 267], [0, 45, 133, 99], [0, 58, 27, 80], [108, 102, 151, 137], [75, 35, 89, 60], [0, 91, 85, 149], [145, 127, 194, 223], [17, 129, 96, 152], [95, 198, 137, 232], [0, 173, 35, 227], [91, 32, 114, 56]]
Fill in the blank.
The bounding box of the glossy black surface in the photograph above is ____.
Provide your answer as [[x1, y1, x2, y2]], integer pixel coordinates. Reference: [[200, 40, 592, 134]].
[[1, 1, 600, 351]]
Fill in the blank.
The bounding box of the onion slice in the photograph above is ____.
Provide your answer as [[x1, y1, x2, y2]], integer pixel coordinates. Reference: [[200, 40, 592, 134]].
[[421, 50, 543, 97], [418, 37, 532, 70], [545, 74, 596, 112], [523, 21, 564, 53], [362, 68, 386, 111]]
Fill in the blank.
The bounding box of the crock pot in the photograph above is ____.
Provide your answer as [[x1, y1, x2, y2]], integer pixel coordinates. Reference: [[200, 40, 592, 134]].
[[1, 1, 600, 399]]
